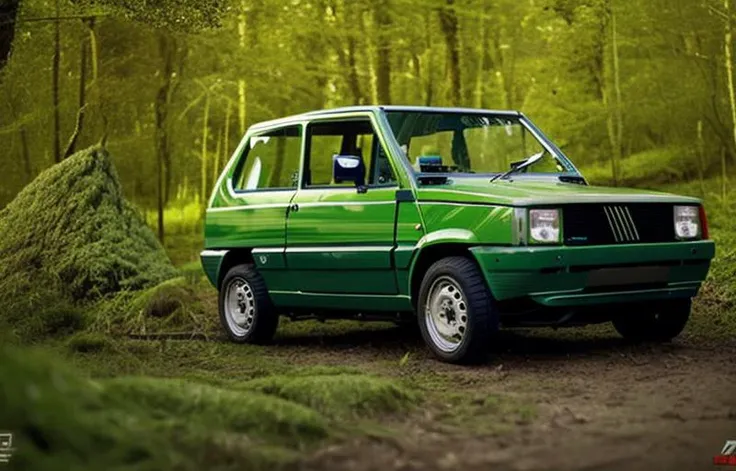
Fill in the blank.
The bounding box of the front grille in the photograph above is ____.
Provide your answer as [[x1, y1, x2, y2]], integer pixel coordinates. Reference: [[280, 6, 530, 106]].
[[563, 203, 675, 246]]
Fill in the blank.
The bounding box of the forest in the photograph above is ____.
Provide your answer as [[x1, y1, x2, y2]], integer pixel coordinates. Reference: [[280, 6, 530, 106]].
[[0, 1, 735, 470], [2, 0, 736, 241]]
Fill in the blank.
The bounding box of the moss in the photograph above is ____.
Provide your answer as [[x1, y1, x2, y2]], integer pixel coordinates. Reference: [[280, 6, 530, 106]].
[[238, 374, 420, 419], [66, 332, 115, 354], [102, 377, 329, 445], [0, 345, 170, 471], [0, 147, 177, 339], [0, 146, 177, 301], [0, 345, 331, 471], [89, 276, 218, 336], [3, 293, 88, 340]]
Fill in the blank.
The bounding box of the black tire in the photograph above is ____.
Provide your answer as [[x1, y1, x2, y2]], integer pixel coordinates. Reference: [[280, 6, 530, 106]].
[[417, 256, 498, 364], [218, 264, 279, 344], [611, 299, 691, 342]]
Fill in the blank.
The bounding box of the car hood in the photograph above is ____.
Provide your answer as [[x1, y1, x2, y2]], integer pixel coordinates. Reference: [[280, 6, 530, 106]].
[[414, 177, 701, 206]]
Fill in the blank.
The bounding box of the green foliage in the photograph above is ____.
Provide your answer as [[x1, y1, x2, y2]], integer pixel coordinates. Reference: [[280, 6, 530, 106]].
[[77, 0, 229, 31], [581, 147, 699, 187], [238, 374, 419, 419]]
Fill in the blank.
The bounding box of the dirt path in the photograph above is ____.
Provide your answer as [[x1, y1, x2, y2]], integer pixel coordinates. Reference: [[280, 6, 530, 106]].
[[270, 324, 736, 471]]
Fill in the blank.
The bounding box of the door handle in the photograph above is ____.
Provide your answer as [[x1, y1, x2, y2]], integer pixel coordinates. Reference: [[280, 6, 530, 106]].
[[289, 203, 299, 213]]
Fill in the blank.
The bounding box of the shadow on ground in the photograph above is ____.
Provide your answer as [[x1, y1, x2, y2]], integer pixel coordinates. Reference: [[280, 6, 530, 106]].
[[268, 320, 727, 368]]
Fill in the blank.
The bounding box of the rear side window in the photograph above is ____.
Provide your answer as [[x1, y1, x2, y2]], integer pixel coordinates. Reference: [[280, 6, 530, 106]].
[[234, 125, 302, 191]]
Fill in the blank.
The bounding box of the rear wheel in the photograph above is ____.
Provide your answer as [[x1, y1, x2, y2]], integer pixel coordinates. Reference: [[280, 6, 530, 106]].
[[417, 256, 497, 364], [219, 264, 279, 344], [612, 299, 691, 342]]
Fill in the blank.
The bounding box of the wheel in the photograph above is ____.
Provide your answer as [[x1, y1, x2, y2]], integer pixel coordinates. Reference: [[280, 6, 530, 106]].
[[219, 264, 279, 344], [417, 256, 497, 364], [611, 299, 691, 342]]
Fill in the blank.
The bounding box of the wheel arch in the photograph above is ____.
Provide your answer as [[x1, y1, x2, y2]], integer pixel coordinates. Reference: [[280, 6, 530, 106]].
[[216, 248, 255, 289], [408, 242, 480, 309]]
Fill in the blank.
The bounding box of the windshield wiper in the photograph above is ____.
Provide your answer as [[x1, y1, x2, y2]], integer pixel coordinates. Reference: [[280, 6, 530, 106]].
[[489, 150, 546, 183]]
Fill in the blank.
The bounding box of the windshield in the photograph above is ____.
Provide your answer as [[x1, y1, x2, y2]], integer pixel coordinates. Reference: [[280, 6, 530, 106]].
[[385, 111, 575, 177]]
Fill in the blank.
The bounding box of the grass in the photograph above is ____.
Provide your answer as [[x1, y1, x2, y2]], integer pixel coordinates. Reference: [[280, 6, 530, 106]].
[[237, 374, 419, 419]]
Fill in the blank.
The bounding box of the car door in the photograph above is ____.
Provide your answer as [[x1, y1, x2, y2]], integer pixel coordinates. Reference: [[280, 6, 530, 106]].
[[284, 115, 400, 295], [206, 124, 302, 289]]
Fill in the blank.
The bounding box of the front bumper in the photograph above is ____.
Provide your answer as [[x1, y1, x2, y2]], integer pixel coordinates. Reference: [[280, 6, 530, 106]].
[[470, 241, 715, 307]]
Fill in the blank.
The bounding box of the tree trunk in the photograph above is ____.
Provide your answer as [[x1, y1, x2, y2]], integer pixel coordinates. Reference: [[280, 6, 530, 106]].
[[63, 26, 89, 159], [52, 0, 62, 163], [200, 93, 210, 204], [213, 126, 223, 189], [697, 119, 705, 197], [473, 11, 489, 109], [424, 12, 434, 106], [337, 33, 364, 105], [603, 2, 621, 185], [334, 14, 363, 105], [724, 0, 736, 163], [374, 0, 392, 104], [223, 99, 232, 160], [238, 0, 247, 134], [154, 32, 175, 243], [439, 0, 461, 106], [612, 6, 623, 176], [0, 0, 21, 73], [721, 146, 728, 200], [4, 87, 32, 182], [87, 18, 109, 146]]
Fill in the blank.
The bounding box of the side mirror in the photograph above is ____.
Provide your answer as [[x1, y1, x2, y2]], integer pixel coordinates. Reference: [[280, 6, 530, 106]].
[[332, 154, 366, 192]]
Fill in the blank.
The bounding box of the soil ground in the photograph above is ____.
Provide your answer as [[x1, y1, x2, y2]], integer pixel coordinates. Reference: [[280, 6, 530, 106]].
[[263, 323, 736, 471]]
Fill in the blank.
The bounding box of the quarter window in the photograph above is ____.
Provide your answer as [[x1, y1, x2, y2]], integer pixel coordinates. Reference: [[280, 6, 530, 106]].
[[234, 126, 302, 191]]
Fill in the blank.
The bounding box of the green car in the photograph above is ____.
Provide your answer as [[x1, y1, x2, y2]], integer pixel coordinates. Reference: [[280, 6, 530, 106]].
[[201, 106, 714, 363]]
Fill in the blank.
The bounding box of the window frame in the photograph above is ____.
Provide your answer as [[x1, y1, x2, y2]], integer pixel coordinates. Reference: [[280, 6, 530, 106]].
[[301, 115, 400, 190], [230, 123, 305, 194]]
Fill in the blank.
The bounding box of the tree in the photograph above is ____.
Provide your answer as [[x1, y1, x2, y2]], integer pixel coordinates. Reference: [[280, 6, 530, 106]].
[[0, 0, 21, 73]]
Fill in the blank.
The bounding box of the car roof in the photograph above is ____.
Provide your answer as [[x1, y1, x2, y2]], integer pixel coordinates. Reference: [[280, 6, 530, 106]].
[[249, 105, 522, 132]]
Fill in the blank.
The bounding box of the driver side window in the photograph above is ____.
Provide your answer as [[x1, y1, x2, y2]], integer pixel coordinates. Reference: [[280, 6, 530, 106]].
[[304, 119, 397, 188]]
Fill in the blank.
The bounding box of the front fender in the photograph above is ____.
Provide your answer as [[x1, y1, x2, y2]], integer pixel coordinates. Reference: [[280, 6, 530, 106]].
[[405, 229, 479, 291]]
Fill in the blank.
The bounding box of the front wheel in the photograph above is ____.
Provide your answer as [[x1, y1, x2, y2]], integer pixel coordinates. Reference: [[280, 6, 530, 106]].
[[219, 264, 279, 344], [417, 256, 498, 364], [611, 299, 691, 342]]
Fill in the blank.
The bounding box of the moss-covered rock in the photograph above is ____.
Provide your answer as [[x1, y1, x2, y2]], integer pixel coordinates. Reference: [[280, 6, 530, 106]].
[[0, 146, 177, 301], [0, 147, 178, 338]]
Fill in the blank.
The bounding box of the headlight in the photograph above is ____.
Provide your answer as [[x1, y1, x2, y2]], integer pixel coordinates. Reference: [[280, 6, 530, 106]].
[[529, 209, 561, 244], [674, 205, 700, 239]]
